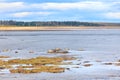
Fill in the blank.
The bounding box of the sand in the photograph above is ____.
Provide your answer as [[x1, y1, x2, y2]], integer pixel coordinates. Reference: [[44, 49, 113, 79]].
[[0, 26, 120, 31]]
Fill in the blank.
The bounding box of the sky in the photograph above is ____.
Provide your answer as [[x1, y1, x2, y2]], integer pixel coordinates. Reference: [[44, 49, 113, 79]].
[[0, 0, 120, 22]]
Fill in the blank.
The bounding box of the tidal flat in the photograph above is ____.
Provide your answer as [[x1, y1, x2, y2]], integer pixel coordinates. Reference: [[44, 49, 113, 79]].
[[0, 30, 120, 80]]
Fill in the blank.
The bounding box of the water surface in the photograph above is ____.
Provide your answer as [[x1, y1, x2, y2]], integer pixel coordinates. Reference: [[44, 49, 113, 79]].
[[0, 29, 120, 52]]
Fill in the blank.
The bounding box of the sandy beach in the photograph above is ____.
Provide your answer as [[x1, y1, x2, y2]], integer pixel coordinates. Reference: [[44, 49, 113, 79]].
[[0, 26, 120, 31]]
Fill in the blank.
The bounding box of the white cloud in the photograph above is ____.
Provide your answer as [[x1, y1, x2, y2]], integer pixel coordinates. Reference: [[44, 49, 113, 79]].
[[0, 1, 118, 13], [11, 12, 31, 18], [0, 2, 25, 12], [11, 12, 54, 18], [104, 12, 120, 19], [32, 1, 110, 11], [0, 0, 120, 21], [35, 12, 54, 15]]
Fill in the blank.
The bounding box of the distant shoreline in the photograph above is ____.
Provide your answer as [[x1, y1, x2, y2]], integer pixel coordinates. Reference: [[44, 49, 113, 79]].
[[0, 26, 120, 31]]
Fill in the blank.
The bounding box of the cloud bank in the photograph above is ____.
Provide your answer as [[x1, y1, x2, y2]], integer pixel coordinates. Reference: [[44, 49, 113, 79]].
[[0, 0, 120, 22]]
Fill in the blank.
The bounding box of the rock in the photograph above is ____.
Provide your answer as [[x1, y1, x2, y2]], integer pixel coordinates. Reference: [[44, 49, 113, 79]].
[[55, 48, 61, 51], [15, 51, 18, 53], [47, 48, 69, 54], [58, 50, 68, 53], [47, 49, 56, 53], [76, 63, 81, 65], [66, 68, 70, 70], [118, 60, 120, 62], [83, 64, 92, 67], [103, 62, 113, 65], [29, 51, 34, 53], [2, 49, 9, 52], [73, 66, 80, 68], [0, 67, 5, 69]]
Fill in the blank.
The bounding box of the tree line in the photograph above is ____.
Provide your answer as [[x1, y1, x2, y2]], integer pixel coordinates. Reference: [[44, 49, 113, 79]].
[[0, 20, 119, 26]]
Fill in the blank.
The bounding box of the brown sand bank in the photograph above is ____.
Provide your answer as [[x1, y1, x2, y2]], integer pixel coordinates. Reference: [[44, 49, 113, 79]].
[[0, 26, 120, 31]]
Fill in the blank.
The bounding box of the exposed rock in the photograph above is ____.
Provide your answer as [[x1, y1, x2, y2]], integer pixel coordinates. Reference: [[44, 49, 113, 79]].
[[83, 64, 93, 67], [47, 49, 56, 53], [0, 67, 5, 69], [57, 50, 68, 53], [15, 51, 18, 53], [47, 48, 69, 54], [2, 49, 9, 52], [114, 62, 120, 66], [73, 66, 80, 68], [66, 68, 70, 70], [29, 51, 34, 53], [103, 62, 113, 65], [55, 48, 61, 51]]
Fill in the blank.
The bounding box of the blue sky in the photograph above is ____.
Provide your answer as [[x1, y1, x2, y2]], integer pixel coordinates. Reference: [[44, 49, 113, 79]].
[[0, 0, 120, 22]]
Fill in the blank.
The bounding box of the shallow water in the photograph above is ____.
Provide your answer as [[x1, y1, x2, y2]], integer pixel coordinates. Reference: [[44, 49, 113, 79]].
[[0, 29, 120, 52], [1, 29, 120, 80]]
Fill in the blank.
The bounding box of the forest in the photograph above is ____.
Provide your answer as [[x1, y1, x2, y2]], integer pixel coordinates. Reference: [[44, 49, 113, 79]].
[[0, 20, 120, 26]]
